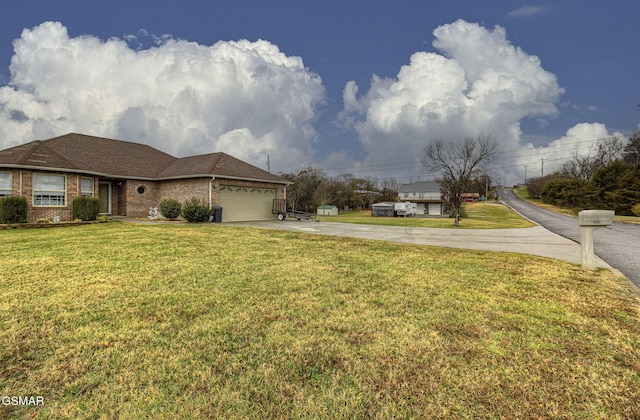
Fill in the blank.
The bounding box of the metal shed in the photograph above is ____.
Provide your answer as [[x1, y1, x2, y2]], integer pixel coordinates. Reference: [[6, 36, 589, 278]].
[[371, 202, 396, 217], [317, 205, 339, 216]]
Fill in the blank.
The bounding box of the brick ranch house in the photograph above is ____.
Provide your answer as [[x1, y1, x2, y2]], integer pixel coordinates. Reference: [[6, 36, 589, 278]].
[[0, 133, 290, 222]]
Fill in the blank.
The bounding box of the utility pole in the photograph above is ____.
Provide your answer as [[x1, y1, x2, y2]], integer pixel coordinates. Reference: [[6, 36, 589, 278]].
[[484, 174, 489, 205], [266, 155, 271, 173], [541, 158, 544, 178], [524, 165, 528, 185]]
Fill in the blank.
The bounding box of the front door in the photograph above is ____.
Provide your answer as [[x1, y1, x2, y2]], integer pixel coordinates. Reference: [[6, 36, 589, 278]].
[[99, 182, 111, 214]]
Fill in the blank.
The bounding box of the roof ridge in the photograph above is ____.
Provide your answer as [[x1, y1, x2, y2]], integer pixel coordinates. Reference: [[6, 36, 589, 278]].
[[14, 141, 43, 164], [11, 140, 81, 169], [38, 139, 85, 169], [53, 133, 178, 160]]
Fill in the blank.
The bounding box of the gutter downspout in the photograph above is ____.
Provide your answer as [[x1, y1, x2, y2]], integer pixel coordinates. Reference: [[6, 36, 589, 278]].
[[209, 176, 216, 207]]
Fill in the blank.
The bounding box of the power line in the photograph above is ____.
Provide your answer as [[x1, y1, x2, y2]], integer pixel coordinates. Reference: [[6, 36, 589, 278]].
[[276, 133, 633, 179]]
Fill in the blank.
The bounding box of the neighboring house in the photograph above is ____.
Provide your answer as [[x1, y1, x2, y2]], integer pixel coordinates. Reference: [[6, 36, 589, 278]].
[[461, 192, 481, 202], [397, 181, 444, 215], [317, 205, 338, 216], [0, 133, 290, 223]]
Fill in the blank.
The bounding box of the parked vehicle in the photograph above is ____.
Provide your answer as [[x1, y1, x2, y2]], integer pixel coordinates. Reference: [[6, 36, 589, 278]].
[[394, 202, 417, 217]]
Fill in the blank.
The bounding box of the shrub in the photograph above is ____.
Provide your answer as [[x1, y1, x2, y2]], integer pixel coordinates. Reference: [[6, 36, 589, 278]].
[[159, 198, 182, 220], [181, 197, 214, 223], [632, 203, 640, 217], [0, 196, 28, 223], [72, 196, 101, 221], [541, 179, 588, 208]]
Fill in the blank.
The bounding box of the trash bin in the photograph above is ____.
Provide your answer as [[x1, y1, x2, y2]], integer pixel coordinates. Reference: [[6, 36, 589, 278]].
[[213, 206, 223, 223]]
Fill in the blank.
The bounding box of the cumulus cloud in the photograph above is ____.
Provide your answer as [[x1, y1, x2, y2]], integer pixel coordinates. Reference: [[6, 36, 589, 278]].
[[0, 21, 324, 170], [341, 19, 597, 183], [514, 123, 625, 179]]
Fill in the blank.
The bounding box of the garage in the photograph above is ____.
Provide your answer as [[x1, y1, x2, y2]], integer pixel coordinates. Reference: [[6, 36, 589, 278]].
[[428, 202, 442, 215], [219, 185, 277, 222]]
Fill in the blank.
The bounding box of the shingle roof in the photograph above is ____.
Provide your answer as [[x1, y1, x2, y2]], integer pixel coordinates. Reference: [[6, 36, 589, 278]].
[[157, 152, 286, 183], [0, 133, 288, 184], [398, 180, 441, 193]]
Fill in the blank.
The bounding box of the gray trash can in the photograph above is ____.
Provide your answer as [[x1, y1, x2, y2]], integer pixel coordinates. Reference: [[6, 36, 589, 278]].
[[213, 206, 223, 223]]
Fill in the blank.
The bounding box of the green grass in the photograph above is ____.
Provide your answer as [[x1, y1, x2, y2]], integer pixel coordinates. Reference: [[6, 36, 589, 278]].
[[317, 202, 535, 228], [1, 223, 639, 418]]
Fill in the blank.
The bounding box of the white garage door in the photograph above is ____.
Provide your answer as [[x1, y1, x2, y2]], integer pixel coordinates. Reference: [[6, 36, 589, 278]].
[[219, 185, 276, 222], [428, 203, 442, 215]]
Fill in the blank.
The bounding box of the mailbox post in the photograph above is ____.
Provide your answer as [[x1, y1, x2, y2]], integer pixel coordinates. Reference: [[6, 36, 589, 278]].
[[578, 210, 614, 270]]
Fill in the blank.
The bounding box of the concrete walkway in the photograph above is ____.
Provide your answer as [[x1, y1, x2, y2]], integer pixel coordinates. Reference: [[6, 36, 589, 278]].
[[226, 219, 612, 268]]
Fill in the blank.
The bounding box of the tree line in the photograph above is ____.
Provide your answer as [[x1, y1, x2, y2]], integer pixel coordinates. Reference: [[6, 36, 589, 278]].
[[526, 133, 640, 216], [279, 169, 400, 213], [281, 135, 498, 219]]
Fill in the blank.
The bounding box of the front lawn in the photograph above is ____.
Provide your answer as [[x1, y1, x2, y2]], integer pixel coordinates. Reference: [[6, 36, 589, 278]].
[[1, 223, 638, 418], [317, 202, 535, 228]]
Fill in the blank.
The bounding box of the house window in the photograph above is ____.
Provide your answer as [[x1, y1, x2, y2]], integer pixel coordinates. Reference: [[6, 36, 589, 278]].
[[33, 174, 66, 206], [81, 177, 94, 197], [0, 172, 11, 197]]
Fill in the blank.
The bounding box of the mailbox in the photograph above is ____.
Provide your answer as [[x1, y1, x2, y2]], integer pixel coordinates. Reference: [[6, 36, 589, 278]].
[[578, 210, 614, 270], [578, 210, 614, 226]]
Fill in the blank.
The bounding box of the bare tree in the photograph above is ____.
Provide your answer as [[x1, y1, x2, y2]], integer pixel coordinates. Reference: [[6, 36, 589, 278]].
[[421, 135, 497, 224], [378, 178, 399, 202], [559, 136, 624, 181]]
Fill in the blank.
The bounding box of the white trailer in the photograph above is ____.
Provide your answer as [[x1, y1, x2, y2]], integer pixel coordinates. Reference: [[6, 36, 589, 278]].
[[394, 202, 417, 217]]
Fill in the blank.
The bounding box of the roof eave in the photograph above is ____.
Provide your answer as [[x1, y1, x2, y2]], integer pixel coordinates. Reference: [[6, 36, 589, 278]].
[[1, 164, 292, 184]]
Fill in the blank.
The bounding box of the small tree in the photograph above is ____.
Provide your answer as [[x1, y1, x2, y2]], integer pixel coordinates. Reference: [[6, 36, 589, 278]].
[[622, 132, 640, 166], [588, 161, 640, 215], [526, 175, 556, 199], [422, 135, 497, 224], [159, 198, 182, 220]]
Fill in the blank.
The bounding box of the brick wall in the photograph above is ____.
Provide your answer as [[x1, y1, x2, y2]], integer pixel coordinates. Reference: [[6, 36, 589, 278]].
[[158, 178, 210, 206], [1, 169, 288, 222], [125, 180, 159, 218], [8, 170, 99, 222]]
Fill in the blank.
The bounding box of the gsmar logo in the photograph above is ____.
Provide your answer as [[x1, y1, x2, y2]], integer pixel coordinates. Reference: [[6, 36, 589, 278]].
[[2, 395, 44, 406]]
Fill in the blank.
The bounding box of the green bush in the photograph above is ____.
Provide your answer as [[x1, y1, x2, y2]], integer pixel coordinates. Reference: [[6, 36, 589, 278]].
[[159, 198, 182, 220], [0, 196, 28, 223], [632, 203, 640, 217], [72, 196, 101, 221], [181, 197, 214, 223], [541, 179, 588, 208]]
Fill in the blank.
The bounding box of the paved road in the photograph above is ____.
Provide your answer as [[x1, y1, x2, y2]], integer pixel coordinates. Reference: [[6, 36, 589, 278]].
[[499, 188, 640, 288]]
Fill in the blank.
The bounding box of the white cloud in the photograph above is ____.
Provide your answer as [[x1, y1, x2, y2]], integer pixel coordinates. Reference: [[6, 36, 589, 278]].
[[0, 21, 325, 171], [341, 19, 570, 183], [514, 123, 624, 179], [507, 5, 547, 18]]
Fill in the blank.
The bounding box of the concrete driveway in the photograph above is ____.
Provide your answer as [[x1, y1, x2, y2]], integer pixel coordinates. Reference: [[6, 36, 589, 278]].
[[227, 219, 611, 268]]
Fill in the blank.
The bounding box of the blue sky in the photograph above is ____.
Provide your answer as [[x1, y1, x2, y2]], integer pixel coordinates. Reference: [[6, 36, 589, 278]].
[[1, 1, 638, 184]]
